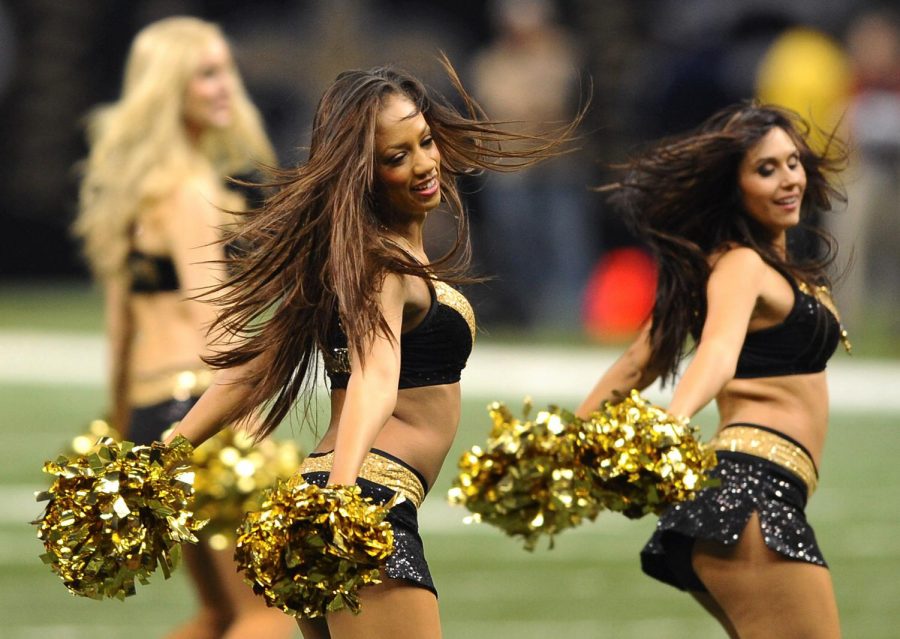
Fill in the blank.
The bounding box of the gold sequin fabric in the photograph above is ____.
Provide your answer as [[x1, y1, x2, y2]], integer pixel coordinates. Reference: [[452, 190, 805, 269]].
[[798, 281, 852, 354], [642, 438, 828, 591], [711, 424, 817, 495], [130, 367, 214, 406], [299, 450, 426, 509], [296, 450, 437, 598], [433, 279, 476, 344], [322, 346, 351, 374]]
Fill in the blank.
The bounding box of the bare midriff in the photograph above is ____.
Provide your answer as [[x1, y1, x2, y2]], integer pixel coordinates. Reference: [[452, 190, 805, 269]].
[[316, 383, 462, 489], [716, 370, 829, 467], [128, 292, 207, 405]]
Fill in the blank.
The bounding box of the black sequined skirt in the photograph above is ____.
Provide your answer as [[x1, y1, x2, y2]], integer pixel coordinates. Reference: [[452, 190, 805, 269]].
[[300, 448, 436, 596], [127, 396, 200, 445], [641, 451, 827, 592]]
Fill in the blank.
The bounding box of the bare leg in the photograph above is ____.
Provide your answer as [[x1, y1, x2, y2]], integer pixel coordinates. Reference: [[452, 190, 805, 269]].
[[206, 544, 298, 639], [165, 544, 233, 639], [690, 591, 739, 639], [692, 513, 841, 639], [326, 578, 441, 639]]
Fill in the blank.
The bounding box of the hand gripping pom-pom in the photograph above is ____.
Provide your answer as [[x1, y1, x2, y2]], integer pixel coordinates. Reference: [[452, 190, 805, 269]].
[[583, 390, 718, 518], [60, 421, 304, 550], [32, 436, 207, 600], [448, 392, 717, 549], [234, 481, 397, 619], [448, 401, 601, 551]]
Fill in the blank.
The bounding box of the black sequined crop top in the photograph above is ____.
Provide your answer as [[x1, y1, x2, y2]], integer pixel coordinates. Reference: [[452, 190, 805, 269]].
[[127, 251, 179, 293], [323, 278, 476, 390], [733, 268, 846, 378]]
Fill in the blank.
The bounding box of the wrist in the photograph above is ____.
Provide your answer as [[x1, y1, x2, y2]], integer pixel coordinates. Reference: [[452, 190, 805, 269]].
[[326, 471, 359, 486], [667, 407, 691, 423]]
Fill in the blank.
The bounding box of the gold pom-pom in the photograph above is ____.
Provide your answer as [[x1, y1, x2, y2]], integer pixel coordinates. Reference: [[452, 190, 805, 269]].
[[60, 422, 303, 550], [448, 401, 600, 551], [33, 436, 207, 600], [67, 418, 118, 457], [449, 392, 717, 547], [234, 481, 396, 619], [190, 429, 303, 547], [583, 390, 717, 518]]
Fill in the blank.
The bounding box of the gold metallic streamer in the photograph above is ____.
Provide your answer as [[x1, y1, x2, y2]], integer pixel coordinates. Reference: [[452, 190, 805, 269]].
[[33, 436, 206, 600], [448, 401, 600, 551], [234, 482, 396, 619], [582, 390, 717, 518], [67, 418, 118, 456], [448, 391, 716, 548], [189, 429, 303, 545], [61, 422, 304, 548]]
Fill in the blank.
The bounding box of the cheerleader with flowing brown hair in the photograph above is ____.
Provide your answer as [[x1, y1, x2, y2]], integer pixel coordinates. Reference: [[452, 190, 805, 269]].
[[166, 58, 582, 638], [578, 102, 849, 638]]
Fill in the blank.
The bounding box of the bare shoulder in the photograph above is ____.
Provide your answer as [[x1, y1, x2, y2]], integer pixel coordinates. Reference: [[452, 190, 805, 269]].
[[160, 172, 225, 234], [170, 172, 219, 210], [377, 270, 409, 305], [379, 271, 433, 322], [706, 246, 769, 300], [709, 245, 766, 275]]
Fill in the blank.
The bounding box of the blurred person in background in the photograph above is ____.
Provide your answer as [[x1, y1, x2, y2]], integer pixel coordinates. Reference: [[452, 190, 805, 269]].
[[72, 16, 295, 639], [755, 24, 852, 153], [831, 6, 900, 334], [163, 59, 579, 638], [578, 103, 848, 638], [470, 0, 592, 329], [644, 9, 797, 138]]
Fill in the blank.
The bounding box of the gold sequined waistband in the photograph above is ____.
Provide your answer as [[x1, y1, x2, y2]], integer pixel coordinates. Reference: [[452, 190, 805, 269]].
[[129, 368, 214, 406], [711, 425, 818, 496], [299, 450, 426, 509]]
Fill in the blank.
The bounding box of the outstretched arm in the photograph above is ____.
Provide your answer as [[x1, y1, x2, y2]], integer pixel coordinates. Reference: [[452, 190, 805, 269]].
[[667, 247, 765, 419], [163, 350, 271, 447], [161, 178, 248, 447], [326, 273, 406, 485], [576, 321, 658, 419]]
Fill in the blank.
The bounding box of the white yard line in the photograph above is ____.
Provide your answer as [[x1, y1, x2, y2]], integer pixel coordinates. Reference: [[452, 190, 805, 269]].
[[3, 329, 900, 407]]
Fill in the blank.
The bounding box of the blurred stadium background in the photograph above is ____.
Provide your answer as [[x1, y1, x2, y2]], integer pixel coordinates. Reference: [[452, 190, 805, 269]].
[[2, 1, 899, 637]]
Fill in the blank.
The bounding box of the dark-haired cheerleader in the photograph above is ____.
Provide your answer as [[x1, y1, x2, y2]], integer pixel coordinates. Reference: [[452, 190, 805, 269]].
[[165, 59, 581, 638], [578, 102, 849, 638]]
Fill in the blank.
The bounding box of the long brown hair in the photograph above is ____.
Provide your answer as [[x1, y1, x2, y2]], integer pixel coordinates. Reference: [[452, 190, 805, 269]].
[[602, 102, 846, 383], [206, 58, 583, 438]]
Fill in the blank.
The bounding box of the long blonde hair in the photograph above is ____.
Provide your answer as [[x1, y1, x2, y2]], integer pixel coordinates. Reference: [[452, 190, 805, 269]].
[[75, 16, 275, 279]]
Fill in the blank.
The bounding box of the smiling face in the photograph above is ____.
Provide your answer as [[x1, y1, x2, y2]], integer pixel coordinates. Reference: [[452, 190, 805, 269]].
[[738, 126, 807, 238], [183, 36, 234, 134], [374, 94, 441, 220]]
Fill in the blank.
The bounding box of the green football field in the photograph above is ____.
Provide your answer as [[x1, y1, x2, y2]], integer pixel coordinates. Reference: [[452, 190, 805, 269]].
[[2, 283, 899, 638]]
